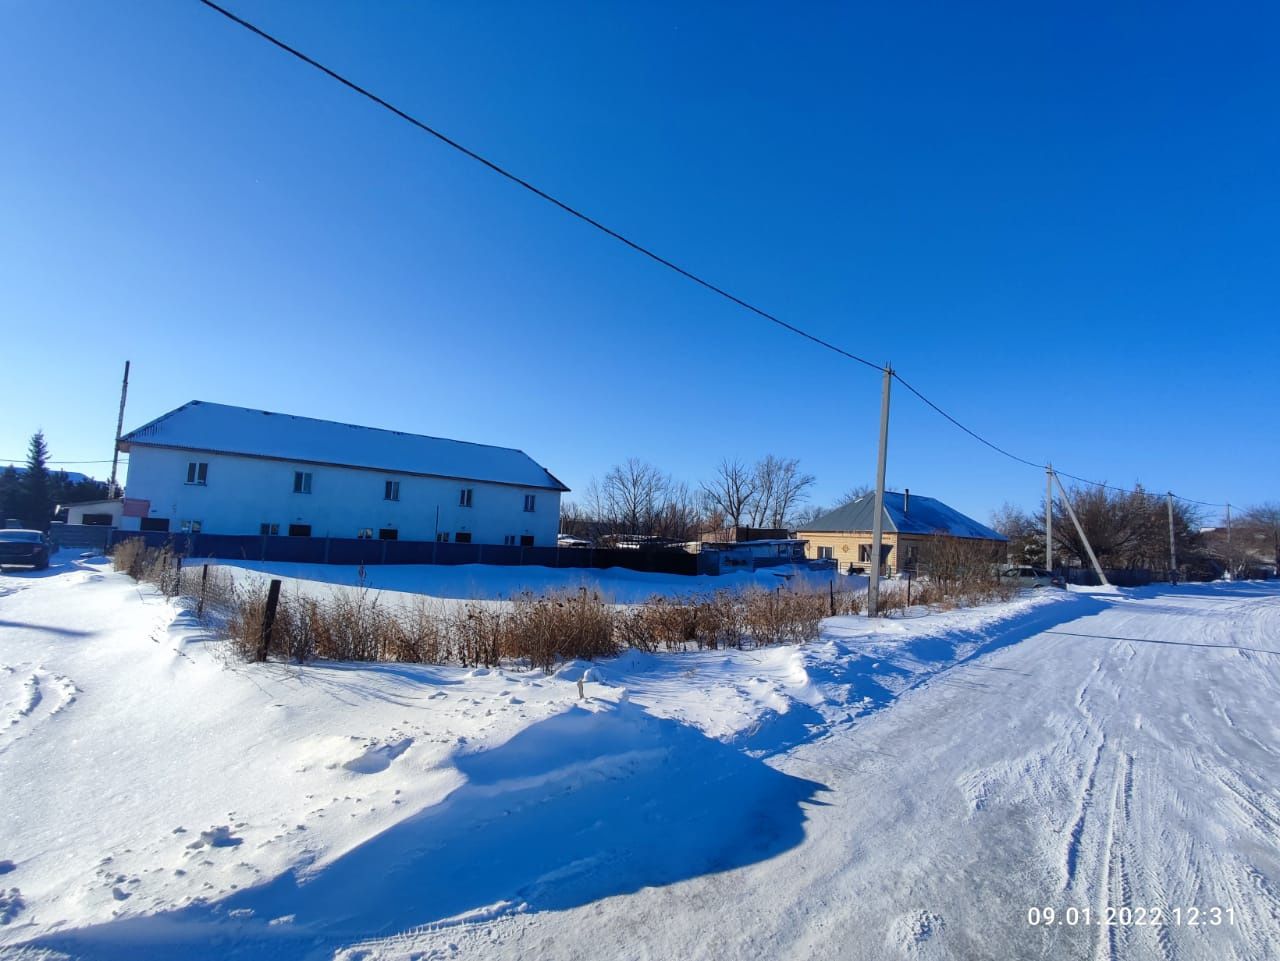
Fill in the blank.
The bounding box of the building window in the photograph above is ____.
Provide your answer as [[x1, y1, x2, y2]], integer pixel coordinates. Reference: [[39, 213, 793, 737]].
[[503, 535, 516, 546], [140, 518, 170, 532], [186, 462, 208, 485], [817, 546, 834, 560], [378, 528, 398, 541], [436, 531, 450, 543], [523, 494, 536, 512], [520, 535, 535, 547], [293, 471, 312, 494], [859, 544, 871, 563], [82, 513, 113, 526], [260, 523, 279, 536], [357, 528, 373, 539], [384, 480, 400, 502], [455, 531, 472, 544], [180, 520, 202, 534], [288, 524, 312, 537], [459, 488, 473, 508]]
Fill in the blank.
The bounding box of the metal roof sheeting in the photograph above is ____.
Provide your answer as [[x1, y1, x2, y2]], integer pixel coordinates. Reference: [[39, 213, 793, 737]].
[[120, 401, 568, 492], [798, 491, 1006, 541]]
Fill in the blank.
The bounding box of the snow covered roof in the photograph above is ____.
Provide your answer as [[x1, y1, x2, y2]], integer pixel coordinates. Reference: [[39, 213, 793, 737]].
[[798, 491, 1006, 541], [119, 401, 569, 492]]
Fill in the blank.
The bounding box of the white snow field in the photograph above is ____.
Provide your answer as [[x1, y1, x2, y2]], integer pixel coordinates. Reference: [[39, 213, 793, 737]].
[[1, 553, 1278, 960]]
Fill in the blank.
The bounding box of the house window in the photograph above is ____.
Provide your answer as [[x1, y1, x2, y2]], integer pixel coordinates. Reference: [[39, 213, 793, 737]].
[[384, 480, 400, 502], [293, 471, 312, 494], [455, 532, 472, 544], [503, 535, 516, 546], [288, 524, 312, 537], [378, 528, 398, 541], [817, 546, 834, 560], [520, 535, 535, 547], [260, 523, 279, 536], [180, 520, 202, 534], [436, 532, 449, 543], [523, 494, 536, 512], [460, 488, 473, 507], [859, 544, 871, 563], [357, 528, 373, 539], [140, 518, 170, 532], [185, 462, 208, 485], [82, 513, 113, 526]]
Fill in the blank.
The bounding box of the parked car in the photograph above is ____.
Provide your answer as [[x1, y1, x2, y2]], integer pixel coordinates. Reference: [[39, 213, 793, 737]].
[[0, 529, 51, 570], [999, 565, 1060, 589]]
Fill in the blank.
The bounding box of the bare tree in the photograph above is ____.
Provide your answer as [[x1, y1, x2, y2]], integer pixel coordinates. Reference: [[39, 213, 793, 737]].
[[700, 458, 758, 529], [769, 457, 817, 528], [578, 460, 708, 541], [989, 502, 1043, 565], [1238, 502, 1280, 573], [1051, 483, 1202, 572], [748, 455, 815, 528], [839, 483, 873, 504]]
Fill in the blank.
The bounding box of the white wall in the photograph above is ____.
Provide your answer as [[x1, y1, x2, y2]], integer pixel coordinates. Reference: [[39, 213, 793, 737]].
[[120, 447, 561, 545], [66, 502, 123, 526]]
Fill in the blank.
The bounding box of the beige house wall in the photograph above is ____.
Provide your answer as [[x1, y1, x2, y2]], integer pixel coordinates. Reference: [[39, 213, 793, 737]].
[[799, 530, 998, 572]]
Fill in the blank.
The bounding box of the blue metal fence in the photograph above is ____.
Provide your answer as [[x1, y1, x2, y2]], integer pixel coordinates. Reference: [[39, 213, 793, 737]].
[[106, 530, 702, 576]]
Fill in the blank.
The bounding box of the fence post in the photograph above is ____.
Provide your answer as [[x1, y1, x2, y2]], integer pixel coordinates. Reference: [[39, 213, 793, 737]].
[[197, 564, 209, 616], [906, 570, 913, 608], [172, 555, 182, 597], [258, 579, 282, 663], [829, 580, 836, 616]]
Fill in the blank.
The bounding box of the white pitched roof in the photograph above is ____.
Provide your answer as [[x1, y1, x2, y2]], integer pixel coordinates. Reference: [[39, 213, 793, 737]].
[[120, 401, 568, 492]]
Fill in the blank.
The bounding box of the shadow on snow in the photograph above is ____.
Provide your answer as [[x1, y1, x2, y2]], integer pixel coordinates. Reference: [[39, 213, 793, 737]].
[[24, 700, 825, 961]]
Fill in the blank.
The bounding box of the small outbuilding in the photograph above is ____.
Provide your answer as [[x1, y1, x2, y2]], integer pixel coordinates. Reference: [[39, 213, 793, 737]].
[[63, 499, 124, 527]]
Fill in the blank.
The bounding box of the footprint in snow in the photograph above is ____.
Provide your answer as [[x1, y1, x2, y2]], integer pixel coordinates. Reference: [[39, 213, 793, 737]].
[[187, 826, 243, 849], [887, 911, 946, 958], [0, 888, 24, 925], [343, 738, 413, 775]]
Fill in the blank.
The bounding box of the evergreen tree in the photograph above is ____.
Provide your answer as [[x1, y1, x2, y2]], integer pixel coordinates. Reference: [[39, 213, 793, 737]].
[[0, 465, 20, 523], [20, 431, 54, 530]]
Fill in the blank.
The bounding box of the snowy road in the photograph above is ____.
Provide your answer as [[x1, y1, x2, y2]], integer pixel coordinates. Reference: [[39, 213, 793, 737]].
[[366, 582, 1280, 961], [2, 558, 1278, 961]]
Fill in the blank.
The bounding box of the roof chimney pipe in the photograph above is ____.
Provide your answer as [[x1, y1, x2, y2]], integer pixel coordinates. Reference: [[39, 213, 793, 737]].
[[904, 488, 910, 515]]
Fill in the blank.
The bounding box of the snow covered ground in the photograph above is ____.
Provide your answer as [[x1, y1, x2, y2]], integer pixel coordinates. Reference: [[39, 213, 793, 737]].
[[1, 553, 1278, 960], [203, 557, 849, 605]]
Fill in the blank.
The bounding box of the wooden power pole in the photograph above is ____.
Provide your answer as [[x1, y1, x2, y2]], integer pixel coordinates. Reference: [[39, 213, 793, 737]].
[[108, 360, 130, 498], [868, 364, 892, 617]]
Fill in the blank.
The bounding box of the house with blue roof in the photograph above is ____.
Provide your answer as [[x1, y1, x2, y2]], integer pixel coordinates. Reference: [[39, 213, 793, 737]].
[[797, 489, 1007, 574]]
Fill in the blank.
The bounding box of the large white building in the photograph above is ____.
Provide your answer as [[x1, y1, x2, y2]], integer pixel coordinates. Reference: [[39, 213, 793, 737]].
[[117, 401, 567, 545]]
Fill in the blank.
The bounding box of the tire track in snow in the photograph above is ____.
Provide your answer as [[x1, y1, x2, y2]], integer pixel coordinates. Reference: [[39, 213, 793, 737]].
[[1062, 731, 1105, 893], [0, 666, 79, 754]]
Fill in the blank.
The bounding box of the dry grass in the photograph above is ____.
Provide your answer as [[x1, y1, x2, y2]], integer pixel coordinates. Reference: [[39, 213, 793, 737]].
[[110, 533, 1019, 672]]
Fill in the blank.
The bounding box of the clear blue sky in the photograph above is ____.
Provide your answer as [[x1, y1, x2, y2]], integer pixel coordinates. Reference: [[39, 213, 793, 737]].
[[2, 1, 1276, 524]]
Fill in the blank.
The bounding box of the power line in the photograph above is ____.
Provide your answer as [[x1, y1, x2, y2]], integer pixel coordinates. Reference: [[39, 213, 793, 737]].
[[194, 0, 1231, 514], [892, 372, 1228, 509], [195, 0, 884, 374], [1, 459, 120, 465]]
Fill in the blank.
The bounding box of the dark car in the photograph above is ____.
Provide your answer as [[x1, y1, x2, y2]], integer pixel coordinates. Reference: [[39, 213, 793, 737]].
[[0, 529, 51, 570]]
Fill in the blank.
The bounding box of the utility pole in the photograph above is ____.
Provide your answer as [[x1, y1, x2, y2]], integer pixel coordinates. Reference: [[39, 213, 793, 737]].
[[1167, 492, 1178, 578], [868, 364, 892, 617], [1052, 471, 1109, 586], [108, 360, 131, 499], [1225, 502, 1232, 579], [1045, 463, 1053, 574]]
